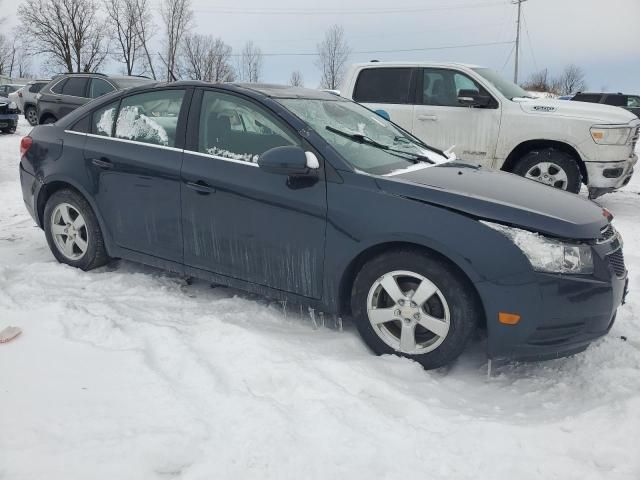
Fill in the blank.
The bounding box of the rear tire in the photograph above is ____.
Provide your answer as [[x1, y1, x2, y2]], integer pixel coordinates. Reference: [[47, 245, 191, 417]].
[[351, 249, 479, 369], [44, 189, 109, 271], [41, 115, 57, 125], [512, 147, 582, 193], [25, 106, 38, 126]]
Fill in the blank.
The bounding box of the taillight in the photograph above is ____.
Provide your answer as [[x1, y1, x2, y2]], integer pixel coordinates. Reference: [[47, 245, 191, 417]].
[[20, 136, 33, 158]]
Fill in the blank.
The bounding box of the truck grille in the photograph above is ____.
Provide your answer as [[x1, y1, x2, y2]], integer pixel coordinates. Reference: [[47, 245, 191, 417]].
[[0, 103, 7, 115], [607, 248, 626, 278]]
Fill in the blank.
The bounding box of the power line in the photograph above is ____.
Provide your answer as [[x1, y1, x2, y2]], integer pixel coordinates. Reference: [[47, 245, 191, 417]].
[[108, 40, 514, 58], [522, 9, 538, 72], [190, 1, 509, 15]]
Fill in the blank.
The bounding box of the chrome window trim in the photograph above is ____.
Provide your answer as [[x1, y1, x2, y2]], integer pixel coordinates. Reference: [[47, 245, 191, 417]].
[[63, 130, 261, 167], [185, 149, 260, 168]]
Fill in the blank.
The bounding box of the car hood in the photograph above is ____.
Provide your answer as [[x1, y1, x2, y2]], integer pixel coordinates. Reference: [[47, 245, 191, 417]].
[[517, 98, 637, 124], [376, 163, 607, 239]]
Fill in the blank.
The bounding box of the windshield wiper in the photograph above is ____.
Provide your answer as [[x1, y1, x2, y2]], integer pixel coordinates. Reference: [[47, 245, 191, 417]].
[[325, 126, 434, 164]]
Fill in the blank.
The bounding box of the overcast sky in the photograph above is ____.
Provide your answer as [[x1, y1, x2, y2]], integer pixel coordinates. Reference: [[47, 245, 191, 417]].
[[2, 0, 639, 92]]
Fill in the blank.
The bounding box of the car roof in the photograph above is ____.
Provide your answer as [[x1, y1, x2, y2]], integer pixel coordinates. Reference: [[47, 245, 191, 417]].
[[350, 61, 484, 69]]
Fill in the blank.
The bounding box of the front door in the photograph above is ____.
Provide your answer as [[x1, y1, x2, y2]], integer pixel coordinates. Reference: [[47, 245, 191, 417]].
[[413, 68, 502, 167], [83, 88, 188, 263], [181, 89, 327, 299]]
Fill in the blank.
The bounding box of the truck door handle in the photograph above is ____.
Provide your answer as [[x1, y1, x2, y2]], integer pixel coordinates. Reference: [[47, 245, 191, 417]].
[[185, 180, 216, 195], [91, 158, 113, 169], [418, 114, 438, 121]]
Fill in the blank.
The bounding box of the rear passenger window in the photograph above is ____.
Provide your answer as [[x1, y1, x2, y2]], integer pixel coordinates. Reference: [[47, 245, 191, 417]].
[[572, 93, 602, 103], [62, 77, 89, 97], [92, 101, 119, 136], [196, 90, 298, 163], [353, 68, 415, 104], [89, 79, 115, 99], [604, 95, 627, 107], [115, 90, 185, 147], [51, 79, 67, 94]]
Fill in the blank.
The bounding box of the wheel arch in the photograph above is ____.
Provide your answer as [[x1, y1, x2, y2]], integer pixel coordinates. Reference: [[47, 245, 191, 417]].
[[35, 178, 112, 254], [501, 139, 588, 184], [337, 241, 487, 329], [38, 112, 57, 124]]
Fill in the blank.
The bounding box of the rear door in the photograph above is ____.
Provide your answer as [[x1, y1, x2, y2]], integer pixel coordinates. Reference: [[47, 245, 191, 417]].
[[351, 67, 418, 132], [58, 76, 91, 118], [180, 89, 327, 298], [412, 68, 501, 166], [83, 88, 190, 264]]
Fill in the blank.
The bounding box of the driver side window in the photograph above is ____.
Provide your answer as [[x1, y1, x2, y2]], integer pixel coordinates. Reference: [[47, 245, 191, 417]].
[[197, 90, 299, 164], [422, 69, 487, 107]]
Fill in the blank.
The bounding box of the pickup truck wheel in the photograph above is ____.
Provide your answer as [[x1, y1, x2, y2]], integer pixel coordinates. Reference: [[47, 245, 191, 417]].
[[512, 148, 582, 193], [25, 106, 38, 126], [351, 250, 479, 369]]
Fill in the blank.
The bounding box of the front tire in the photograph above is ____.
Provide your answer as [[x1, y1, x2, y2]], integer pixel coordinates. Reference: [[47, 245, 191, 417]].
[[44, 189, 109, 271], [351, 250, 479, 369], [512, 147, 582, 193]]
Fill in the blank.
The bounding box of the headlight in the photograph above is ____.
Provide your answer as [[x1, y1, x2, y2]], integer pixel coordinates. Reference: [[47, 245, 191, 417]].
[[482, 221, 594, 274], [590, 126, 631, 145]]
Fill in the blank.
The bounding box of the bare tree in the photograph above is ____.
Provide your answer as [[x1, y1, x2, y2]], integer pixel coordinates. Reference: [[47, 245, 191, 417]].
[[289, 70, 304, 87], [104, 0, 142, 75], [521, 68, 552, 92], [132, 0, 157, 79], [18, 0, 108, 73], [556, 64, 587, 95], [182, 34, 234, 82], [316, 25, 350, 90], [160, 0, 192, 81], [238, 41, 262, 83]]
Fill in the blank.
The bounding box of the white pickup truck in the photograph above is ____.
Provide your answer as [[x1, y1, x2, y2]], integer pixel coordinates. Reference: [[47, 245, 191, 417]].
[[341, 62, 639, 197]]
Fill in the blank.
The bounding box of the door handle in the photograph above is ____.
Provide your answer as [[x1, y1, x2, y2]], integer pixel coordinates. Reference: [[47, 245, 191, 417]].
[[185, 180, 216, 195], [91, 158, 113, 169], [417, 114, 438, 121]]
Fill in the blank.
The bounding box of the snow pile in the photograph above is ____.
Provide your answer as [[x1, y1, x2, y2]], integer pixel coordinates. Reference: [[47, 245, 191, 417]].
[[0, 120, 639, 479]]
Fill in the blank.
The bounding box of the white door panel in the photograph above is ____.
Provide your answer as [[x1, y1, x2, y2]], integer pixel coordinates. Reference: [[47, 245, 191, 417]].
[[361, 102, 415, 133]]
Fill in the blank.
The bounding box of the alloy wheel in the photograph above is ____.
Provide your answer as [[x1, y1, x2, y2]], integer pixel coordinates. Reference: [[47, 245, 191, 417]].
[[366, 270, 451, 354], [50, 203, 89, 260], [525, 161, 569, 189]]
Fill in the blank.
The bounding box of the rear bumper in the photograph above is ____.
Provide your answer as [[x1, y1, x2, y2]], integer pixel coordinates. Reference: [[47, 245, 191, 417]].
[[477, 247, 628, 361], [19, 163, 39, 225], [0, 113, 19, 129]]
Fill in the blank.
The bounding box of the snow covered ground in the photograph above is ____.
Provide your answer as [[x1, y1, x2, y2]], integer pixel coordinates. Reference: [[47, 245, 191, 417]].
[[1, 118, 639, 479]]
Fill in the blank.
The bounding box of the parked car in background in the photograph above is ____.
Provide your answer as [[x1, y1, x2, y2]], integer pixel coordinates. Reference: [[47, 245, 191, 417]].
[[19, 82, 627, 368], [0, 84, 24, 97], [0, 94, 19, 134], [36, 73, 155, 125], [570, 92, 640, 118], [12, 80, 50, 126], [341, 62, 639, 198]]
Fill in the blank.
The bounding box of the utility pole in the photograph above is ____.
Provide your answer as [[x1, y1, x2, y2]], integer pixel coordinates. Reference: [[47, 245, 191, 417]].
[[512, 0, 527, 84]]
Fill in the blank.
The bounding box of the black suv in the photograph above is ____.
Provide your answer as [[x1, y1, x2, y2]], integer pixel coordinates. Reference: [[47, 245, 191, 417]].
[[571, 92, 640, 118], [36, 73, 154, 124]]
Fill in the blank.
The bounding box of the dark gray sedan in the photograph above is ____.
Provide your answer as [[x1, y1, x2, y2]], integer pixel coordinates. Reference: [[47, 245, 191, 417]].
[[19, 82, 628, 368]]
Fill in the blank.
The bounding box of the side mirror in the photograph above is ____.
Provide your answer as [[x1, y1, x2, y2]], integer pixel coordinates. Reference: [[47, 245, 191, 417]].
[[457, 89, 491, 107], [258, 146, 319, 176]]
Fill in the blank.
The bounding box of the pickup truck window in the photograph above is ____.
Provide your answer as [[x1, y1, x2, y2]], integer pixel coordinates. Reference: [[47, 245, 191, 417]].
[[471, 67, 530, 100], [572, 93, 602, 103], [604, 95, 627, 107], [421, 68, 487, 107], [353, 68, 415, 104], [628, 96, 640, 108]]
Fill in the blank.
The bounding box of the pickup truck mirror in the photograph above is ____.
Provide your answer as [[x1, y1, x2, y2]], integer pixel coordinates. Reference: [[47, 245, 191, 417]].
[[258, 146, 319, 176], [457, 89, 492, 107]]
